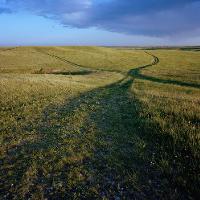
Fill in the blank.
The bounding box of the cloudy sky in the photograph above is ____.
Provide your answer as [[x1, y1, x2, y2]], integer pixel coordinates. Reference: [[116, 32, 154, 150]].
[[0, 0, 200, 46]]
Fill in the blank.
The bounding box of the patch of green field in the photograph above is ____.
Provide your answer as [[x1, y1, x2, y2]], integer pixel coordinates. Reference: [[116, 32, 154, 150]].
[[0, 47, 199, 199], [142, 50, 200, 85], [132, 79, 200, 198], [0, 47, 78, 74], [0, 46, 151, 74], [34, 46, 151, 72]]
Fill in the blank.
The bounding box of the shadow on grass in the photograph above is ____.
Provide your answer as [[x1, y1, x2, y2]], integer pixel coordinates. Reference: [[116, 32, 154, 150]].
[[1, 74, 198, 199], [180, 47, 200, 52], [34, 68, 95, 76], [49, 70, 94, 76], [1, 51, 199, 199], [128, 53, 200, 89], [38, 48, 200, 90], [129, 69, 200, 89]]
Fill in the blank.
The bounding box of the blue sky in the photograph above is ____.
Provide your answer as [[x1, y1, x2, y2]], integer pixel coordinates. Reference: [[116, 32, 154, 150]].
[[0, 0, 200, 46]]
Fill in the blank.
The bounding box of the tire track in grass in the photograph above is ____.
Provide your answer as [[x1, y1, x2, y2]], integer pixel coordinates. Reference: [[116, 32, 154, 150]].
[[1, 48, 197, 198], [0, 61, 157, 199], [2, 51, 183, 199], [129, 51, 200, 89], [3, 46, 196, 89], [34, 48, 161, 98], [128, 51, 159, 78], [35, 48, 93, 72], [35, 47, 126, 75], [14, 52, 162, 198], [36, 48, 159, 78]]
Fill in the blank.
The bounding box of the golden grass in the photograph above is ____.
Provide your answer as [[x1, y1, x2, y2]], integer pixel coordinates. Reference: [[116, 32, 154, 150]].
[[142, 50, 200, 84], [0, 47, 199, 199]]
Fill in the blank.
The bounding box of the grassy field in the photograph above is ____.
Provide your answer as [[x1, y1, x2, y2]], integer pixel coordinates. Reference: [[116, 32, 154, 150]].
[[0, 46, 199, 199]]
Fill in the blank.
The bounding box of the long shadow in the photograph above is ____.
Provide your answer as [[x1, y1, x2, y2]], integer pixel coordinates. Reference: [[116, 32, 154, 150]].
[[128, 52, 200, 89], [37, 48, 200, 89], [132, 73, 200, 89], [0, 77, 130, 199], [35, 70, 94, 76], [1, 50, 198, 199], [1, 74, 196, 199], [180, 47, 200, 52], [50, 70, 93, 76], [0, 77, 154, 199]]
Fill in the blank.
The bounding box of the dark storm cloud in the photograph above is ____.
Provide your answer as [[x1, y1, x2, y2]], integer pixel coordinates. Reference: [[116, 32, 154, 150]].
[[88, 0, 200, 36], [91, 0, 198, 17], [3, 0, 200, 36]]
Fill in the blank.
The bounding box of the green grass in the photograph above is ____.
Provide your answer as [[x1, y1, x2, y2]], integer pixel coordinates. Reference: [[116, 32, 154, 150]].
[[142, 50, 200, 85], [0, 47, 78, 74], [0, 46, 151, 74], [0, 46, 199, 199], [34, 46, 151, 72]]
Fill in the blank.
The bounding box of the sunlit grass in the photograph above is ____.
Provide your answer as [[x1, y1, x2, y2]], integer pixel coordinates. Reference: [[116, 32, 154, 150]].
[[34, 46, 151, 72], [132, 78, 200, 198], [142, 50, 200, 84], [0, 47, 199, 199]]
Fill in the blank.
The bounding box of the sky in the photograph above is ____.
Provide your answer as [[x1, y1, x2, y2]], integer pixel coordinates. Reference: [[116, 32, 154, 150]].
[[0, 0, 200, 46]]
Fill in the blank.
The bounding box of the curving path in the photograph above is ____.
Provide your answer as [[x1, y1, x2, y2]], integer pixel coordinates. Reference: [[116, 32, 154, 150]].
[[35, 48, 159, 84], [1, 46, 159, 81], [128, 51, 159, 79], [35, 48, 124, 75], [2, 48, 197, 199]]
